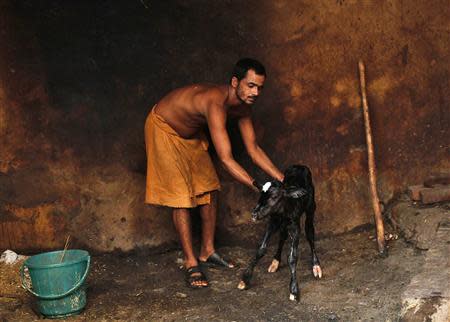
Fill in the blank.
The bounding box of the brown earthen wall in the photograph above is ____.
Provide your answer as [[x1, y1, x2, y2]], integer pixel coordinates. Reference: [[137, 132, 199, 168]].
[[0, 0, 448, 252]]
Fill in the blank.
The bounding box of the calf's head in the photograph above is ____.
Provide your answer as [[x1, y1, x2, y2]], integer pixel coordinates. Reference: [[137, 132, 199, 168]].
[[251, 180, 306, 221]]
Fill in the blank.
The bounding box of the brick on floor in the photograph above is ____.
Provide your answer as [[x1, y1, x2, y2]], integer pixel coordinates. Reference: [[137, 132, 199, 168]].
[[420, 185, 450, 204], [408, 185, 429, 201]]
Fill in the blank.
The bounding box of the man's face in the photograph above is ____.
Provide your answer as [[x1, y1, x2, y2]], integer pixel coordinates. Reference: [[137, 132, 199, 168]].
[[233, 69, 265, 105]]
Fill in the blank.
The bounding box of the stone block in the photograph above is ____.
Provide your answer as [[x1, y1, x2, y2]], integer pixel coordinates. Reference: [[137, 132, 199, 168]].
[[420, 185, 450, 204], [407, 185, 428, 201]]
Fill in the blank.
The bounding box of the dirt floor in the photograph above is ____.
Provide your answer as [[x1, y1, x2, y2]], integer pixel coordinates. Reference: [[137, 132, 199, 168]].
[[0, 225, 429, 322]]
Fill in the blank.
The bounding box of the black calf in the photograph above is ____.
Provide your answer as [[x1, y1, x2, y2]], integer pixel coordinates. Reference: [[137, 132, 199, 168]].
[[237, 165, 322, 301]]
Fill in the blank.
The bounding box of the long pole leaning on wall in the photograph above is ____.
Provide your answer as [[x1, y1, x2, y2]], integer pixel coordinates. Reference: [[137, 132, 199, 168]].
[[358, 60, 386, 256]]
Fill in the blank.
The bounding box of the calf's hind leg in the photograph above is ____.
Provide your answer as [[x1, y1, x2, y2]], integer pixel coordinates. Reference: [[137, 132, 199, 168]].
[[238, 217, 279, 290], [305, 210, 322, 278]]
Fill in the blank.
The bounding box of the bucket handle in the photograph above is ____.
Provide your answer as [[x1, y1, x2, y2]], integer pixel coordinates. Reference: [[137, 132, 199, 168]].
[[20, 256, 91, 300]]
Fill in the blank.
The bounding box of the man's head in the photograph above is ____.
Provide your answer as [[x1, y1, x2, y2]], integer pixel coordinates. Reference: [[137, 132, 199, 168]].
[[231, 58, 266, 105]]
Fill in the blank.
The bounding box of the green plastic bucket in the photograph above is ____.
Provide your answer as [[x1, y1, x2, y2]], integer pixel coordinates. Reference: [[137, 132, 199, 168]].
[[20, 249, 90, 319]]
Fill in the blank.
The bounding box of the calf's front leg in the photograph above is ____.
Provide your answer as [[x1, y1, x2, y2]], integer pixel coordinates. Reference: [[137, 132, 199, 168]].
[[288, 223, 300, 301], [238, 217, 279, 290]]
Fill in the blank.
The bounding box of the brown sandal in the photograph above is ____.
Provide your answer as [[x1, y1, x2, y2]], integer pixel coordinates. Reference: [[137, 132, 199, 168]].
[[199, 252, 236, 269]]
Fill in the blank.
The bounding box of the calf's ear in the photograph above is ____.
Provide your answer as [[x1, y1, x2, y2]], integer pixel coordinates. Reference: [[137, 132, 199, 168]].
[[285, 187, 307, 198]]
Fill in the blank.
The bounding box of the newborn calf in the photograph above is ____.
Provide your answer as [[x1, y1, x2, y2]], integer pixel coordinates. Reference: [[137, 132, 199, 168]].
[[237, 165, 322, 301]]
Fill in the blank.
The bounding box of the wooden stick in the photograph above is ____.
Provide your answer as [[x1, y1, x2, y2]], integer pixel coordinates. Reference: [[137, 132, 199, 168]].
[[358, 60, 386, 255], [59, 235, 71, 263]]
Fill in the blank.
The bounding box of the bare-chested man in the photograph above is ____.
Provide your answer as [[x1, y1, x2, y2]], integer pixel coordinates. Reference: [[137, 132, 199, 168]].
[[145, 58, 283, 288]]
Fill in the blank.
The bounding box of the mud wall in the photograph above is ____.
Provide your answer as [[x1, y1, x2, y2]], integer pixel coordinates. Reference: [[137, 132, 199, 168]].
[[1, 0, 448, 252]]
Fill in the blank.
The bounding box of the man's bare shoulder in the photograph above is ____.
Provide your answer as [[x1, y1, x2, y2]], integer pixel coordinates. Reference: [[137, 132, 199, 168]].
[[189, 84, 227, 114], [158, 84, 225, 109], [192, 84, 227, 102]]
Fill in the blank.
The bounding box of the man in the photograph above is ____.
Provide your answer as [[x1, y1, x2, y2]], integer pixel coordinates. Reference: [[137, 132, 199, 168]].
[[145, 58, 283, 288]]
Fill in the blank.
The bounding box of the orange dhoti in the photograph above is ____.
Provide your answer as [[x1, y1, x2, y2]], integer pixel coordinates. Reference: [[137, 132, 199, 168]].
[[144, 107, 220, 208]]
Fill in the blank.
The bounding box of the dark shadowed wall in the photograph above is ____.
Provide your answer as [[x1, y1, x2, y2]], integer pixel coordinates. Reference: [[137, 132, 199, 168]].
[[1, 0, 448, 252]]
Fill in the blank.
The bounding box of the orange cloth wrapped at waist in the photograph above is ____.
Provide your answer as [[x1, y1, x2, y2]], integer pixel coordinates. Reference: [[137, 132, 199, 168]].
[[144, 107, 220, 208]]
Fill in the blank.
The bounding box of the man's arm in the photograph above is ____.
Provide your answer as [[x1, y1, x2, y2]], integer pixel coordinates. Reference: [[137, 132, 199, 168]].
[[206, 104, 258, 190], [238, 115, 284, 182]]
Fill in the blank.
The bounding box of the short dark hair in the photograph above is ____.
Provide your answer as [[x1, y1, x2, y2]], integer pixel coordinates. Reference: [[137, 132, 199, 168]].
[[231, 58, 266, 81]]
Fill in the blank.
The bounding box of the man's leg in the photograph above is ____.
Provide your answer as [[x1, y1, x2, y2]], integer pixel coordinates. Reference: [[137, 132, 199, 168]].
[[198, 191, 217, 261], [172, 208, 207, 287], [197, 191, 234, 268]]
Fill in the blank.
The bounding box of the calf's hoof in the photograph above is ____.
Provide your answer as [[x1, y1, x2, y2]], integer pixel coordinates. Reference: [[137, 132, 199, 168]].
[[289, 293, 299, 302], [267, 259, 279, 273], [237, 280, 247, 290], [312, 265, 322, 279]]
